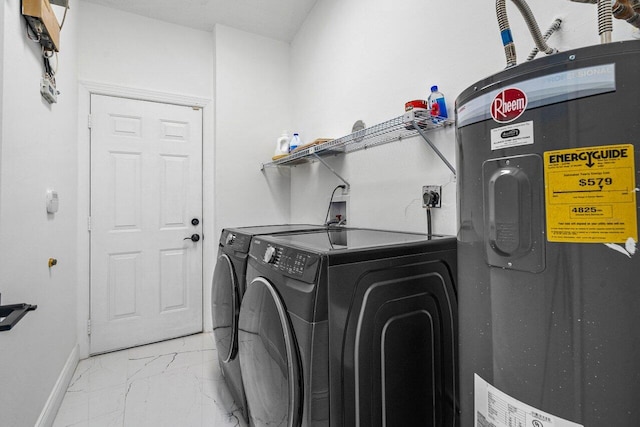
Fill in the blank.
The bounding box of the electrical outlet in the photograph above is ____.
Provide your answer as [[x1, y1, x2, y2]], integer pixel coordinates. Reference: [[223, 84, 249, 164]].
[[422, 185, 442, 208]]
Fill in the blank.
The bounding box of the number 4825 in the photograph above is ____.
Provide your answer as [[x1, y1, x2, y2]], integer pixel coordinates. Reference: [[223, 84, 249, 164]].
[[572, 206, 597, 213]]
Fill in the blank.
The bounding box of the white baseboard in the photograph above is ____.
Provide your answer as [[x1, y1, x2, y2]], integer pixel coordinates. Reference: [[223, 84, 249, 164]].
[[35, 344, 80, 427]]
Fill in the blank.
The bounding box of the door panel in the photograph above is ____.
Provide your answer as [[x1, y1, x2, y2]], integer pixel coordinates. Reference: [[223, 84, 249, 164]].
[[112, 152, 141, 229], [108, 252, 140, 319], [159, 248, 188, 312], [90, 94, 203, 354], [160, 155, 189, 227]]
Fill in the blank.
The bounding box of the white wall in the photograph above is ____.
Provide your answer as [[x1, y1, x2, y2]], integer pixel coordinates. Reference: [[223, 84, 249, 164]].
[[0, 0, 79, 425], [75, 2, 216, 343], [290, 0, 636, 235], [77, 3, 214, 97], [213, 25, 292, 237]]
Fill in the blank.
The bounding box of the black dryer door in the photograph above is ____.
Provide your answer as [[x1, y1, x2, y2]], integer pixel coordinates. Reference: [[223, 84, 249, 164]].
[[238, 277, 302, 427], [211, 254, 239, 363]]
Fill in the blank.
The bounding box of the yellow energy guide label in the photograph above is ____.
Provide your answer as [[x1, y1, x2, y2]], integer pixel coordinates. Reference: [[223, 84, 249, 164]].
[[545, 144, 637, 243]]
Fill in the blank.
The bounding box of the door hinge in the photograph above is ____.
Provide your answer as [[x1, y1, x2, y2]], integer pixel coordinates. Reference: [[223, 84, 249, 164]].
[[88, 114, 93, 129], [87, 319, 92, 335], [87, 216, 92, 232]]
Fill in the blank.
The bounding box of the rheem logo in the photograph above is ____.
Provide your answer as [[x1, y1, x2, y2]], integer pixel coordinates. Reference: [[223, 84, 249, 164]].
[[491, 88, 527, 123]]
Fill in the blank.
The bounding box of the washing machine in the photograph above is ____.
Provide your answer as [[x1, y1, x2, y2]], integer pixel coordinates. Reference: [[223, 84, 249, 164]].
[[238, 227, 457, 427], [211, 224, 326, 421]]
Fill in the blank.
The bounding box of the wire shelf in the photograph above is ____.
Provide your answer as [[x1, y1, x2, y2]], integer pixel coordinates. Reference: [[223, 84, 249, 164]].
[[260, 111, 454, 169]]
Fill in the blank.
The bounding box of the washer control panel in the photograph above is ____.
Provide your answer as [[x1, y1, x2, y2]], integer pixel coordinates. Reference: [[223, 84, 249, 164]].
[[263, 246, 277, 264], [220, 230, 251, 252], [251, 239, 319, 283]]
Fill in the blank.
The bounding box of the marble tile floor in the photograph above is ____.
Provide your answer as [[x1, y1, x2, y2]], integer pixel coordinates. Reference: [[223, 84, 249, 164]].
[[53, 333, 248, 427]]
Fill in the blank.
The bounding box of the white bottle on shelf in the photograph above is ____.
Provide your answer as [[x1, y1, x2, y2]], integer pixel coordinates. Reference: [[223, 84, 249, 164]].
[[275, 131, 290, 156]]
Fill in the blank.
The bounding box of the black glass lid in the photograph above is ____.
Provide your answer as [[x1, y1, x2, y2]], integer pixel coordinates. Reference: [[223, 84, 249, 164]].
[[226, 224, 325, 235], [263, 227, 446, 252]]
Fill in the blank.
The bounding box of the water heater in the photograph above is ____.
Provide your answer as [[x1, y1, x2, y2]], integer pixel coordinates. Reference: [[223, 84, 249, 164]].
[[456, 40, 640, 427]]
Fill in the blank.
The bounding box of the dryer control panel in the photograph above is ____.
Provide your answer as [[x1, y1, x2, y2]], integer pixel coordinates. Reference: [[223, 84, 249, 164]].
[[220, 230, 251, 253], [250, 239, 320, 283]]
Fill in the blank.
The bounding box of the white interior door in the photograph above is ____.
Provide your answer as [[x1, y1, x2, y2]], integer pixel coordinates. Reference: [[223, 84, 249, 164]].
[[89, 94, 203, 354]]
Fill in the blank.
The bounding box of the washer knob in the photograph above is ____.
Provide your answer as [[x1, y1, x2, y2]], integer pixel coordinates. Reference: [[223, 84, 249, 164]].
[[225, 233, 236, 245], [263, 246, 277, 264]]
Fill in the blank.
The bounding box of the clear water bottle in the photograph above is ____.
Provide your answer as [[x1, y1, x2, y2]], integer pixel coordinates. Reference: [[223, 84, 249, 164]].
[[289, 133, 301, 152], [428, 85, 448, 121]]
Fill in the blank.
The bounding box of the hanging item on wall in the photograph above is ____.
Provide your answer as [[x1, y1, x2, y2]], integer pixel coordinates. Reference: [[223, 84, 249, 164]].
[[22, 0, 70, 104], [22, 0, 61, 51]]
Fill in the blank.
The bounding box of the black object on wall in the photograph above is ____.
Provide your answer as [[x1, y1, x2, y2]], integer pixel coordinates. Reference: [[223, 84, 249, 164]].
[[0, 294, 37, 331]]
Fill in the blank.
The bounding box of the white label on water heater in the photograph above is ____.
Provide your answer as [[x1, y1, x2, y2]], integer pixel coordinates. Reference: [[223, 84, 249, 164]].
[[491, 120, 534, 150], [474, 374, 584, 427]]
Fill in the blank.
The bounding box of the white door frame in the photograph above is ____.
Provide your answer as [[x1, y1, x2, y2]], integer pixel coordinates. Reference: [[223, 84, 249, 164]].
[[77, 81, 215, 359]]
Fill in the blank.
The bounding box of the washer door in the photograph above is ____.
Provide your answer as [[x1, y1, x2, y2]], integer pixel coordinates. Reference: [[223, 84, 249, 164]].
[[211, 254, 239, 363], [239, 277, 302, 427]]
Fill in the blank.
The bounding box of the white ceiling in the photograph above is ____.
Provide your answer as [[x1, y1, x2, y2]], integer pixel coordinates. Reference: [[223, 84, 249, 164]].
[[80, 0, 319, 42]]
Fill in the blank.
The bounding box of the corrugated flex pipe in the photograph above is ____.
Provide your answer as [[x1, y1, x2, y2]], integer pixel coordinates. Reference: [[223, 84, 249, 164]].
[[496, 0, 518, 67], [496, 0, 559, 67], [599, 0, 613, 42], [527, 18, 563, 61], [569, 0, 613, 43]]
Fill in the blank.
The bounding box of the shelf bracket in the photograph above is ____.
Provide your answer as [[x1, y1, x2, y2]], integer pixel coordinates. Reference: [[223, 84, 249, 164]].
[[413, 120, 457, 176], [310, 152, 351, 192]]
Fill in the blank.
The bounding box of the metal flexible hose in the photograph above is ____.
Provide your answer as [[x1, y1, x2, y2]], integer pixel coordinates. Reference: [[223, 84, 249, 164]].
[[511, 0, 559, 54], [527, 18, 563, 61], [599, 0, 614, 42], [497, 0, 559, 68], [496, 0, 518, 67]]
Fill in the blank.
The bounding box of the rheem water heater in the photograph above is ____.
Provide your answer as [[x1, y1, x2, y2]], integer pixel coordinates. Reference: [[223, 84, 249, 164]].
[[456, 40, 640, 427]]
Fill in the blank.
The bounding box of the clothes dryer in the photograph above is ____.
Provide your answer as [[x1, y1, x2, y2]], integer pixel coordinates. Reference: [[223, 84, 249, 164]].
[[238, 227, 457, 427], [211, 224, 325, 421]]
